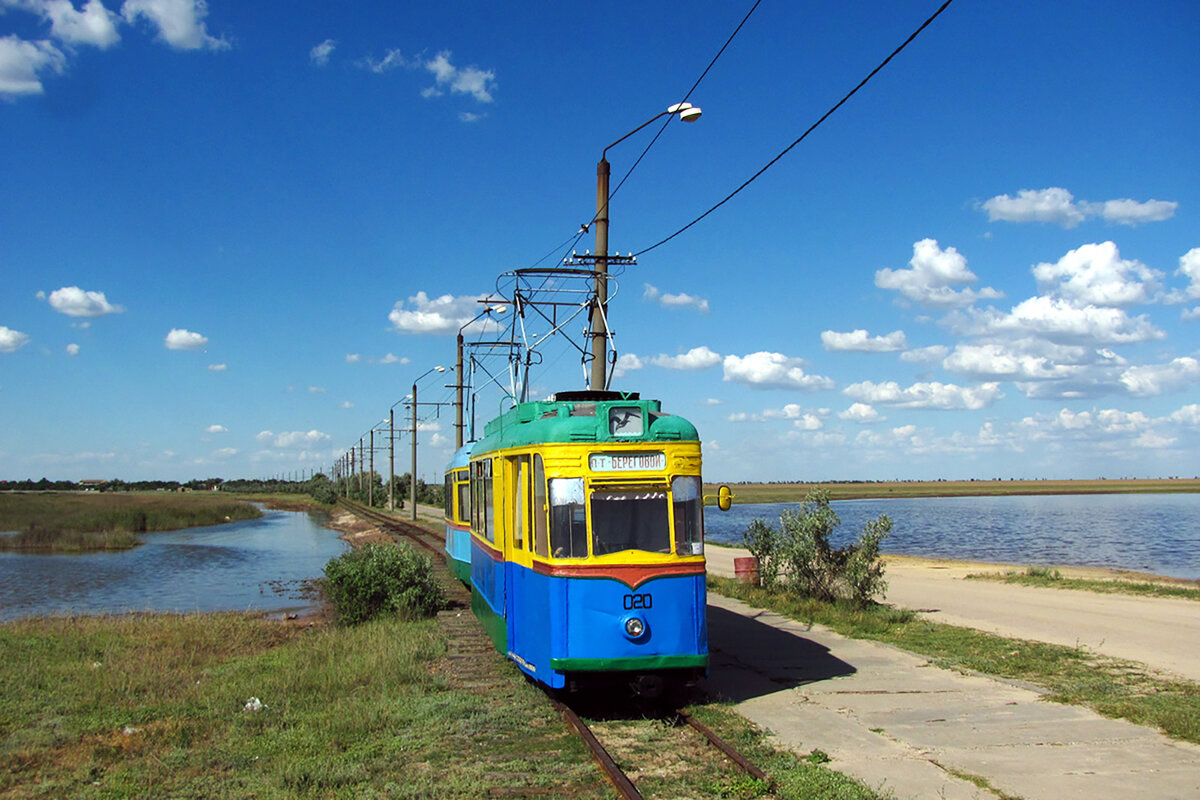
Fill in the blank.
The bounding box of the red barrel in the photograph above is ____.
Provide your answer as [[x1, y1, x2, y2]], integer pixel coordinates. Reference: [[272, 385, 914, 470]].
[[733, 556, 760, 586]]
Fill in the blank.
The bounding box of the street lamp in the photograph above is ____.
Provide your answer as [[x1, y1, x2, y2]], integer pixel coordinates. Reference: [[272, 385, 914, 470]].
[[590, 102, 703, 391], [410, 366, 446, 521]]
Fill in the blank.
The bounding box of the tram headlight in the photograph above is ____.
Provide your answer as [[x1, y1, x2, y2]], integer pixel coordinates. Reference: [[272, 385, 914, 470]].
[[624, 616, 646, 640]]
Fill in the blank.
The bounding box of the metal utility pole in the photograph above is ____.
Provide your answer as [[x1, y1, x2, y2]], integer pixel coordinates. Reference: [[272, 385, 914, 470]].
[[368, 429, 375, 507], [388, 409, 396, 511], [455, 333, 465, 449], [410, 384, 418, 522], [590, 157, 611, 391]]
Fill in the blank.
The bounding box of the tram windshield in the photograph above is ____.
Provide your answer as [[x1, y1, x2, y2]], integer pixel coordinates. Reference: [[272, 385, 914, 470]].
[[590, 488, 671, 555]]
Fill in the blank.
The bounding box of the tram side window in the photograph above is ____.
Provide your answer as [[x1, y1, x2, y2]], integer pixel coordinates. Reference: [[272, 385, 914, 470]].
[[591, 488, 670, 555], [513, 456, 529, 551], [444, 474, 452, 518], [456, 470, 470, 525], [482, 460, 495, 543], [672, 476, 704, 556], [549, 478, 588, 559], [533, 455, 549, 557]]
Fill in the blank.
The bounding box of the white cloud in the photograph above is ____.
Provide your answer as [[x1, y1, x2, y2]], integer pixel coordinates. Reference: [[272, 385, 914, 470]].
[[309, 38, 335, 66], [981, 187, 1087, 227], [875, 239, 1002, 308], [1086, 198, 1178, 226], [46, 286, 124, 317], [0, 326, 31, 352], [1169, 404, 1200, 427], [723, 351, 834, 391], [37, 0, 121, 48], [1119, 357, 1200, 397], [612, 353, 644, 378], [388, 291, 504, 335], [256, 430, 330, 448], [651, 346, 721, 371], [943, 342, 1085, 381], [839, 402, 883, 423], [378, 353, 408, 365], [121, 0, 229, 51], [821, 328, 906, 352], [307, 385, 325, 394], [980, 187, 1177, 228], [900, 344, 949, 363], [345, 353, 361, 363], [844, 380, 1003, 410], [1176, 248, 1200, 300], [704, 398, 722, 406], [213, 447, 238, 458], [205, 424, 227, 433], [0, 34, 66, 97], [458, 111, 485, 123], [643, 283, 710, 313], [423, 50, 495, 102], [207, 363, 226, 371], [340, 401, 354, 410], [65, 342, 79, 355], [360, 48, 409, 73], [1032, 242, 1161, 307], [164, 328, 207, 350], [955, 295, 1163, 345]]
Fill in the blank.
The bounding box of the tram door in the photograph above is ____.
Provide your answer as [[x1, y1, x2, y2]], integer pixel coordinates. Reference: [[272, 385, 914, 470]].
[[506, 455, 531, 656]]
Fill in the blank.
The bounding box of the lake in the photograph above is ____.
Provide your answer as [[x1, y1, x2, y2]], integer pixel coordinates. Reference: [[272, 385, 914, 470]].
[[0, 505, 348, 622], [703, 493, 1200, 580]]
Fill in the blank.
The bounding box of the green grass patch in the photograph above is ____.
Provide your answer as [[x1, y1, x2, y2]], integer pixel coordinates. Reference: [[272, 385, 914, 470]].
[[709, 576, 1200, 745], [0, 612, 607, 799], [965, 567, 1200, 601], [0, 608, 893, 799], [0, 493, 261, 552]]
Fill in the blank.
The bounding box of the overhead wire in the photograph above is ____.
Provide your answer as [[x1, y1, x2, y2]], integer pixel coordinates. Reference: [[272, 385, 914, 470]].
[[634, 0, 957, 257], [530, 0, 764, 272]]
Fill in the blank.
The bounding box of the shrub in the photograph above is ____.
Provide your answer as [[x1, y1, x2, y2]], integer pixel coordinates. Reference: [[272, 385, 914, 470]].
[[321, 543, 445, 625], [743, 489, 891, 607]]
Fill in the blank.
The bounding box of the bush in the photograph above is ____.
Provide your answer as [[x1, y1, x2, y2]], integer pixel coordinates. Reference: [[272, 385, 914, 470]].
[[743, 489, 891, 607], [321, 543, 446, 625]]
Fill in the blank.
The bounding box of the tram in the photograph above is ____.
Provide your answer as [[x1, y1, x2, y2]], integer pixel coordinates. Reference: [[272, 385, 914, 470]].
[[443, 390, 708, 697]]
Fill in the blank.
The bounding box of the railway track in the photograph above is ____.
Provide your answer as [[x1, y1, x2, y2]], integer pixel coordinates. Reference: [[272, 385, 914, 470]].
[[336, 498, 774, 798]]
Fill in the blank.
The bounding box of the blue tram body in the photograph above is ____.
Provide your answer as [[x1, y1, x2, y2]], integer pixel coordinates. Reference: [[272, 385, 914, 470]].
[[444, 390, 708, 695]]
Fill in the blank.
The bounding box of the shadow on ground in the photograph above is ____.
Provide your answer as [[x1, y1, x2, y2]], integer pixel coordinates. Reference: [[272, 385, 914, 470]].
[[703, 603, 855, 703]]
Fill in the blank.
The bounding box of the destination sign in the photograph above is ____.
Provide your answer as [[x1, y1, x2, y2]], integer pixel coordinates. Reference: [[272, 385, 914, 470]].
[[589, 452, 666, 472]]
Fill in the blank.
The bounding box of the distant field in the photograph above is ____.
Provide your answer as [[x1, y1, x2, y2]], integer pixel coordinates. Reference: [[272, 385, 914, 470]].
[[703, 478, 1200, 504]]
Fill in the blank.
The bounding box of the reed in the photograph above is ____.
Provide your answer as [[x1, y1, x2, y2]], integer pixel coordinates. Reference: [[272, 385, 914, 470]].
[[0, 492, 261, 552]]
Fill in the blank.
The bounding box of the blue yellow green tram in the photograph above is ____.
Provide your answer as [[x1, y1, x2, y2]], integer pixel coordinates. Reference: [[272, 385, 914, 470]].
[[446, 390, 708, 696], [443, 445, 473, 583]]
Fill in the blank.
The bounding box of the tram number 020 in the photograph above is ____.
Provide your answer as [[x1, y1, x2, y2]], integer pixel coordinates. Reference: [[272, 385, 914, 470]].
[[623, 593, 653, 610]]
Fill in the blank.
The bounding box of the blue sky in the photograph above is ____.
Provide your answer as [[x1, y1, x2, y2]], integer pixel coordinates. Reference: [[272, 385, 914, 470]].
[[2, 0, 1198, 483]]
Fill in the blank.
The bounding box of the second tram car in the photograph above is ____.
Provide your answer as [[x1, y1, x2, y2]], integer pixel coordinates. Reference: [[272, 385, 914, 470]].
[[444, 390, 708, 696]]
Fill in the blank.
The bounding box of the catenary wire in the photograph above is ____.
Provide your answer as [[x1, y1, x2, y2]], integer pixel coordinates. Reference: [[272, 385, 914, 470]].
[[634, 0, 957, 257]]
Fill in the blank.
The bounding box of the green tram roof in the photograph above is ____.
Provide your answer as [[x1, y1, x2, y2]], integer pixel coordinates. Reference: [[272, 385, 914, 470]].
[[472, 391, 699, 454]]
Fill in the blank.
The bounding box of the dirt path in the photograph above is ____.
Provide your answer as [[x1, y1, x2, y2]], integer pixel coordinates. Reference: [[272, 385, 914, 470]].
[[706, 546, 1200, 682]]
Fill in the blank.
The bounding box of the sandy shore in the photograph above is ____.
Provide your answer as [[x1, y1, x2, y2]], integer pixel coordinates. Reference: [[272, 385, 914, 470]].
[[706, 544, 1200, 682]]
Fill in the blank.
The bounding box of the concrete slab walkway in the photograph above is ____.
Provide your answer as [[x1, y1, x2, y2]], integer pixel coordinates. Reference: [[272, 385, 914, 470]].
[[703, 592, 1200, 799]]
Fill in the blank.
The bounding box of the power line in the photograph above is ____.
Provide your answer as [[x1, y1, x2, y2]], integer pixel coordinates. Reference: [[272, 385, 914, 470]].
[[635, 0, 957, 257], [529, 0, 765, 271]]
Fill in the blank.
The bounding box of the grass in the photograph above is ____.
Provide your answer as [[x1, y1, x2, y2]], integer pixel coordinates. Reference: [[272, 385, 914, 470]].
[[709, 575, 1200, 745], [704, 477, 1200, 504], [965, 566, 1200, 601], [0, 609, 892, 799], [0, 493, 261, 552]]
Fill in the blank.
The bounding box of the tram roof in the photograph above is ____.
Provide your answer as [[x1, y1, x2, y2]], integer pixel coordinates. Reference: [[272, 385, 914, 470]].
[[471, 392, 699, 452]]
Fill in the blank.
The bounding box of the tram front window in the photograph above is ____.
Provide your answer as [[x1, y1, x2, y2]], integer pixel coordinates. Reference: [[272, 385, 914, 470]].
[[549, 478, 588, 559], [590, 489, 670, 555]]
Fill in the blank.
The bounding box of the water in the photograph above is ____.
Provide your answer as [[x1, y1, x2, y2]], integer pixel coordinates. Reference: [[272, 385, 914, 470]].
[[0, 505, 348, 621], [704, 493, 1200, 580]]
